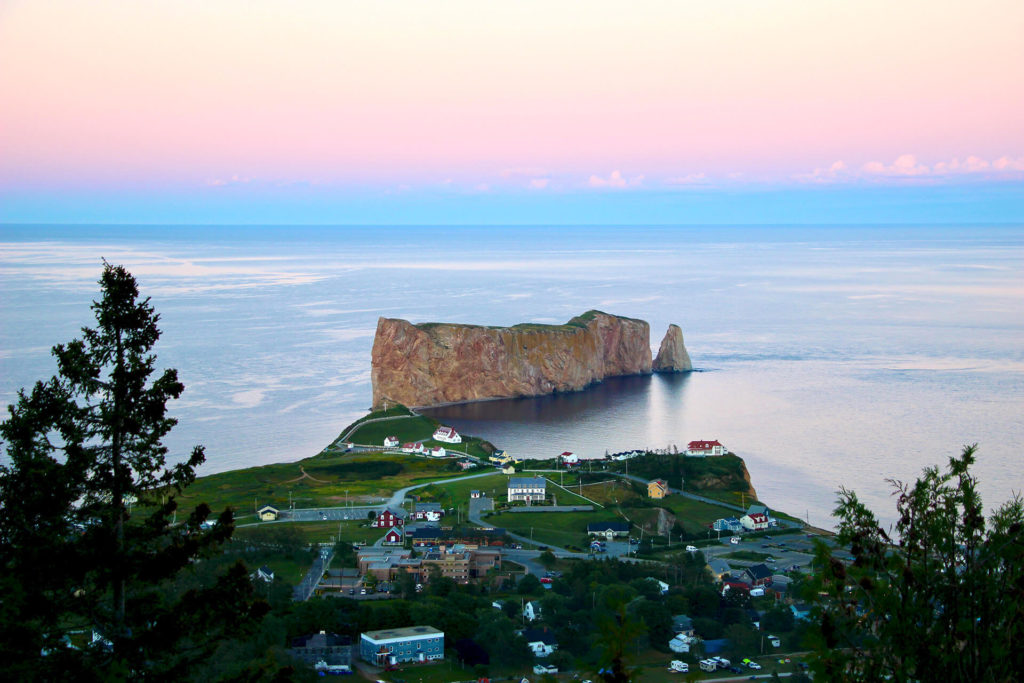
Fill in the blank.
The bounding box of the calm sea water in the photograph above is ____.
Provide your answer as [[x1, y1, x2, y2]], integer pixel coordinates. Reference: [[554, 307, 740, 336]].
[[2, 225, 1022, 529]]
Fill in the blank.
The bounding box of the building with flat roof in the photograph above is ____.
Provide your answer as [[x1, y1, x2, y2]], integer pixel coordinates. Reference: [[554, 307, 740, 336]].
[[289, 631, 352, 673], [360, 626, 444, 666]]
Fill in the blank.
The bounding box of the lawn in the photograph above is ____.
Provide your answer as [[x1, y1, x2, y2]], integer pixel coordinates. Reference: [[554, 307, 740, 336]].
[[412, 472, 512, 512], [180, 451, 472, 518], [340, 414, 496, 458], [234, 519, 376, 546], [485, 509, 626, 548]]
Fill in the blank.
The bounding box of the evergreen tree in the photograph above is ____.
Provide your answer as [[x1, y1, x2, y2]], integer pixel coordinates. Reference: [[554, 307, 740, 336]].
[[0, 263, 266, 680], [808, 445, 1024, 682]]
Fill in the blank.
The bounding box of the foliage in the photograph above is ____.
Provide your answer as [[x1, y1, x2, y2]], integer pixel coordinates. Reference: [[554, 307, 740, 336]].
[[518, 573, 542, 594], [538, 548, 558, 570], [0, 264, 265, 680], [807, 445, 1024, 682]]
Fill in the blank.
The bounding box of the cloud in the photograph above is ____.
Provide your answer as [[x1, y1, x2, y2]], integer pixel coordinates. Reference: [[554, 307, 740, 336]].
[[588, 170, 643, 188], [206, 174, 252, 187], [993, 156, 1024, 171], [792, 154, 1024, 184], [529, 178, 549, 190], [664, 172, 707, 186], [862, 154, 930, 176]]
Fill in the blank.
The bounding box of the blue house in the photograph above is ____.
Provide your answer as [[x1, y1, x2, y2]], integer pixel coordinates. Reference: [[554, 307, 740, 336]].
[[360, 625, 444, 666], [713, 517, 743, 532]]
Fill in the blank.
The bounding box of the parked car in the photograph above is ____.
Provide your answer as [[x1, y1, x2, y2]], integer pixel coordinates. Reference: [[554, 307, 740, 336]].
[[685, 545, 698, 552], [747, 661, 762, 670]]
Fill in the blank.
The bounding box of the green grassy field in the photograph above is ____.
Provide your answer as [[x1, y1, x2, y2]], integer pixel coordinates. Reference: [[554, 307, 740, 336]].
[[180, 451, 473, 518], [233, 519, 377, 546], [486, 509, 626, 548], [342, 414, 494, 458], [413, 471, 510, 508]]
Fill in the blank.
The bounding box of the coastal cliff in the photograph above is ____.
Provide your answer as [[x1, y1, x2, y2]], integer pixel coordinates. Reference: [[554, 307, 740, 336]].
[[653, 324, 692, 372], [371, 310, 659, 408]]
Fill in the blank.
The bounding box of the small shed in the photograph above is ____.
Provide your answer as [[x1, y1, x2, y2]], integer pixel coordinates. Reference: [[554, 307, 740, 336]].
[[257, 505, 279, 521]]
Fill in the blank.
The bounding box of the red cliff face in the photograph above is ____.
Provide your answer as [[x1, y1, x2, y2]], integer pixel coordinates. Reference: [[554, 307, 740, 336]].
[[371, 311, 654, 408]]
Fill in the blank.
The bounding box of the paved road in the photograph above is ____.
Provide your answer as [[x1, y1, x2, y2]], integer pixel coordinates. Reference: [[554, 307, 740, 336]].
[[293, 546, 334, 601]]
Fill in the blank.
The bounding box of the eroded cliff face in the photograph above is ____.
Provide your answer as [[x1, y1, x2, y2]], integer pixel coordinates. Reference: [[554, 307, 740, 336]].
[[371, 311, 654, 408], [653, 324, 692, 372]]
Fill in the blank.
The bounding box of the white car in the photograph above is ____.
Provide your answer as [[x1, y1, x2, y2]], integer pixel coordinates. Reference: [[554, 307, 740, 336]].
[[685, 545, 698, 552], [747, 661, 762, 670]]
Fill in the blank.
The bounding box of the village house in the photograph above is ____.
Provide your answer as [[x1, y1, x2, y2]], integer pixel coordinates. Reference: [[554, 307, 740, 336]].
[[647, 479, 669, 499], [713, 517, 744, 533], [428, 446, 446, 458], [507, 477, 547, 503], [706, 558, 733, 582], [254, 565, 275, 583], [522, 628, 558, 658], [383, 436, 400, 448], [470, 490, 482, 499], [372, 507, 408, 528], [524, 600, 542, 622], [684, 440, 726, 456], [401, 442, 424, 454], [432, 426, 462, 444], [668, 635, 692, 654], [741, 504, 777, 530], [381, 526, 404, 545], [560, 451, 579, 466], [257, 505, 279, 521], [360, 626, 444, 666], [586, 521, 630, 539], [743, 563, 774, 587], [458, 460, 477, 470], [413, 502, 443, 521], [672, 615, 696, 638]]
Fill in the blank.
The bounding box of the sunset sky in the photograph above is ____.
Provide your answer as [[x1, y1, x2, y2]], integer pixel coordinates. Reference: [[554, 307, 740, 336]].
[[2, 0, 1022, 224]]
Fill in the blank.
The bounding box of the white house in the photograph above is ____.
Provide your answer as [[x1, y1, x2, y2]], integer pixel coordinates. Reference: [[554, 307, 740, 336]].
[[524, 600, 542, 622], [401, 442, 424, 454], [740, 512, 771, 531], [528, 641, 556, 658], [508, 477, 546, 503], [383, 436, 400, 448], [668, 636, 691, 654], [560, 451, 579, 466], [432, 426, 462, 444], [428, 446, 446, 458], [684, 440, 726, 456], [647, 578, 669, 595]]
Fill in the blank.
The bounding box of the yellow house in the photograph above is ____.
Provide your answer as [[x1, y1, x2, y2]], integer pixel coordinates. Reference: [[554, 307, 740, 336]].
[[258, 505, 279, 521], [647, 479, 669, 499]]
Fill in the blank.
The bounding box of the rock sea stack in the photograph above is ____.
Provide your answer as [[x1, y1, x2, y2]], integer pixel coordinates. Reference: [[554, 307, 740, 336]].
[[371, 310, 691, 408], [653, 324, 693, 372]]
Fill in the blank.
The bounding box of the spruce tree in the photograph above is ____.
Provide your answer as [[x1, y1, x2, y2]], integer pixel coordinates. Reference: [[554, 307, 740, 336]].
[[0, 263, 266, 680]]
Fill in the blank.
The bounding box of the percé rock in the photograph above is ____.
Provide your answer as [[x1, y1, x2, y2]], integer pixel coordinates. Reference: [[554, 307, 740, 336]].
[[371, 310, 658, 408], [653, 324, 692, 372]]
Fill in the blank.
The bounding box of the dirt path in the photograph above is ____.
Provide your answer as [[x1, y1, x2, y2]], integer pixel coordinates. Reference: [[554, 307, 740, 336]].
[[281, 466, 329, 485]]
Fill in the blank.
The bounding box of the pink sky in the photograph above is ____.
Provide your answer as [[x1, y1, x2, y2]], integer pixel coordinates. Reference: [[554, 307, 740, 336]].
[[1, 0, 1023, 196]]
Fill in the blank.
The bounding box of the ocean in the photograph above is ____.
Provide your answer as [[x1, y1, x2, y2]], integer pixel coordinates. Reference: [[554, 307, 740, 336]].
[[2, 224, 1022, 529]]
